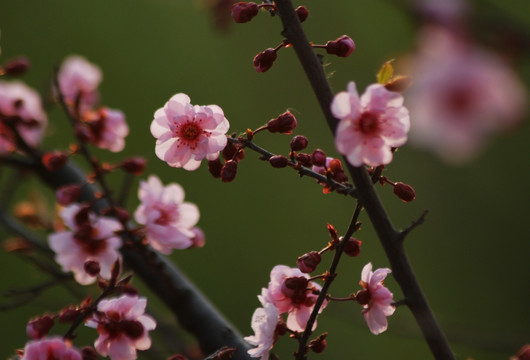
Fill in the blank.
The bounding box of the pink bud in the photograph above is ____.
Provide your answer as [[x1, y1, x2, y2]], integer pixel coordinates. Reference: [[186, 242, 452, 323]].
[[231, 2, 259, 23], [190, 227, 206, 248], [326, 35, 355, 57], [253, 48, 278, 73], [297, 251, 322, 273]]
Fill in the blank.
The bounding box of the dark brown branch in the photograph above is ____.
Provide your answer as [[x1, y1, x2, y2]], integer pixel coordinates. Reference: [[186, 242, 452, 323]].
[[274, 1, 455, 359]]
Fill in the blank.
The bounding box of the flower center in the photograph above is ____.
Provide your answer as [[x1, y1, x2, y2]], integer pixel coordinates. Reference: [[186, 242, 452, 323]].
[[73, 225, 108, 255], [179, 121, 202, 141], [153, 203, 178, 226], [358, 112, 380, 135]]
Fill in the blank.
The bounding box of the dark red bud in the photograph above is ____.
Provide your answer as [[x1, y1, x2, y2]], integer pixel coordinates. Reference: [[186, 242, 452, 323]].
[[327, 223, 339, 242], [269, 155, 289, 168], [167, 355, 189, 360], [355, 289, 371, 305], [512, 344, 530, 360], [208, 158, 223, 178], [221, 160, 238, 183], [311, 149, 327, 166], [297, 251, 322, 273], [253, 48, 278, 73], [120, 157, 147, 175], [343, 237, 362, 257], [3, 57, 30, 76], [309, 333, 327, 354], [290, 135, 308, 151], [84, 260, 101, 277], [326, 35, 355, 57], [328, 158, 344, 173], [42, 151, 68, 171], [81, 347, 98, 360], [26, 315, 55, 339], [295, 6, 309, 23], [121, 284, 139, 296], [58, 306, 81, 323], [296, 153, 312, 167], [222, 142, 244, 161], [231, 2, 259, 23], [74, 205, 91, 227], [267, 111, 297, 134], [393, 182, 416, 202], [56, 184, 82, 205]]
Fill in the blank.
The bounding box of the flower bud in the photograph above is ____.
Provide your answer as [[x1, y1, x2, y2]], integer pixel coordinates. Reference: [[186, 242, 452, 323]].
[[329, 158, 344, 173], [222, 142, 244, 161], [120, 157, 147, 175], [56, 184, 82, 205], [325, 35, 355, 57], [221, 160, 238, 182], [290, 135, 308, 151], [295, 6, 309, 23], [26, 314, 55, 339], [327, 223, 339, 242], [267, 111, 297, 134], [42, 151, 68, 171], [3, 57, 30, 76], [253, 48, 277, 73], [269, 155, 289, 168], [512, 344, 530, 360], [231, 2, 259, 23], [81, 347, 98, 360], [309, 333, 327, 354], [58, 306, 81, 323], [297, 251, 322, 273], [190, 227, 206, 248], [343, 237, 362, 257], [311, 149, 327, 166], [355, 289, 371, 305], [296, 153, 312, 167], [84, 260, 101, 277], [393, 182, 416, 202], [167, 355, 189, 360], [208, 158, 223, 178]]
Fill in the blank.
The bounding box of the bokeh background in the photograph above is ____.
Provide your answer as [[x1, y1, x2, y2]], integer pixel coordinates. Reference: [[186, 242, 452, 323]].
[[0, 0, 529, 359]]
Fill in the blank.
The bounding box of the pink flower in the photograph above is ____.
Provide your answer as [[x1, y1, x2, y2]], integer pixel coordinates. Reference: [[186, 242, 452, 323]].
[[21, 337, 82, 360], [82, 107, 129, 152], [134, 175, 200, 254], [331, 82, 410, 167], [150, 93, 229, 171], [57, 55, 102, 109], [358, 263, 395, 335], [244, 294, 280, 359], [86, 295, 156, 360], [406, 26, 527, 164], [264, 265, 326, 332], [0, 80, 47, 154], [48, 204, 123, 285]]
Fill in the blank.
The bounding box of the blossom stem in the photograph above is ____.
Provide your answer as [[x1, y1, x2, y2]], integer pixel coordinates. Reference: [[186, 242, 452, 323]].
[[326, 294, 356, 302]]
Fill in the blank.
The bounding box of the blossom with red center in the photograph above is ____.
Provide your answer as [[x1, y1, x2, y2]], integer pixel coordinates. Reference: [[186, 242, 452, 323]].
[[82, 107, 129, 152], [57, 55, 102, 110], [21, 337, 82, 360], [86, 295, 156, 360], [150, 93, 229, 171], [358, 262, 395, 335], [331, 81, 410, 167], [0, 80, 47, 154], [48, 204, 123, 285], [406, 26, 527, 164], [134, 175, 200, 254], [245, 294, 280, 359], [263, 265, 326, 332]]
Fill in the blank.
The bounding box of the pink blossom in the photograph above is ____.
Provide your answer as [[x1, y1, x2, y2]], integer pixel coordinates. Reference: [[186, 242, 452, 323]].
[[0, 80, 47, 154], [331, 82, 410, 167], [86, 295, 156, 360], [264, 265, 326, 332], [21, 337, 82, 360], [358, 262, 395, 335], [82, 107, 129, 152], [134, 175, 200, 254], [150, 93, 229, 170], [48, 204, 123, 285], [244, 294, 280, 359], [57, 55, 102, 109], [406, 26, 527, 163]]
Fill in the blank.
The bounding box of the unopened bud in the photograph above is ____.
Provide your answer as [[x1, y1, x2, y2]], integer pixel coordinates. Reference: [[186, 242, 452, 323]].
[[269, 155, 289, 168], [267, 111, 297, 134], [297, 251, 322, 273], [393, 182, 415, 202], [208, 158, 223, 178], [512, 344, 530, 360], [221, 160, 238, 183], [167, 355, 189, 360], [120, 157, 147, 175], [58, 306, 81, 323], [309, 333, 327, 354], [42, 151, 68, 171], [56, 184, 82, 205], [222, 142, 244, 161], [290, 135, 308, 151], [84, 260, 100, 277], [26, 314, 55, 339], [328, 158, 344, 173], [327, 223, 339, 242], [343, 237, 362, 257], [3, 57, 30, 76], [326, 35, 355, 57], [231, 2, 259, 23], [296, 153, 312, 167], [190, 227, 206, 248], [295, 6, 309, 23], [253, 48, 278, 73], [311, 149, 327, 166]]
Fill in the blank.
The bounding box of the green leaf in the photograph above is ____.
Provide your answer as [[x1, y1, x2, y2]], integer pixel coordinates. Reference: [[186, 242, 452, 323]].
[[376, 60, 394, 84]]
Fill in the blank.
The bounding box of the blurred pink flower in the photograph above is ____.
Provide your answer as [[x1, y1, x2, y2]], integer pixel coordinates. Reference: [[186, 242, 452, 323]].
[[57, 55, 102, 109], [48, 204, 123, 285], [134, 175, 200, 254], [264, 265, 326, 332], [150, 93, 229, 171], [407, 26, 527, 163], [82, 107, 129, 152], [0, 80, 47, 153], [245, 294, 280, 359], [358, 262, 395, 335], [331, 82, 410, 167], [86, 295, 156, 360], [21, 337, 82, 360]]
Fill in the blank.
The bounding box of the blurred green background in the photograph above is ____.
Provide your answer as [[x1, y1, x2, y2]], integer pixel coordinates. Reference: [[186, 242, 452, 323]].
[[0, 0, 529, 359]]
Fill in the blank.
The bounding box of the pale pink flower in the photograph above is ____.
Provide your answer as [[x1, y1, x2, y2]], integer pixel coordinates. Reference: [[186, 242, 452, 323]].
[[48, 204, 123, 285], [359, 262, 395, 335], [82, 107, 129, 152], [86, 295, 156, 360], [264, 265, 326, 332], [0, 80, 47, 153], [57, 55, 102, 109], [331, 82, 410, 167], [21, 337, 82, 360], [134, 175, 200, 254], [245, 294, 280, 359], [150, 93, 229, 171], [407, 26, 527, 163]]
